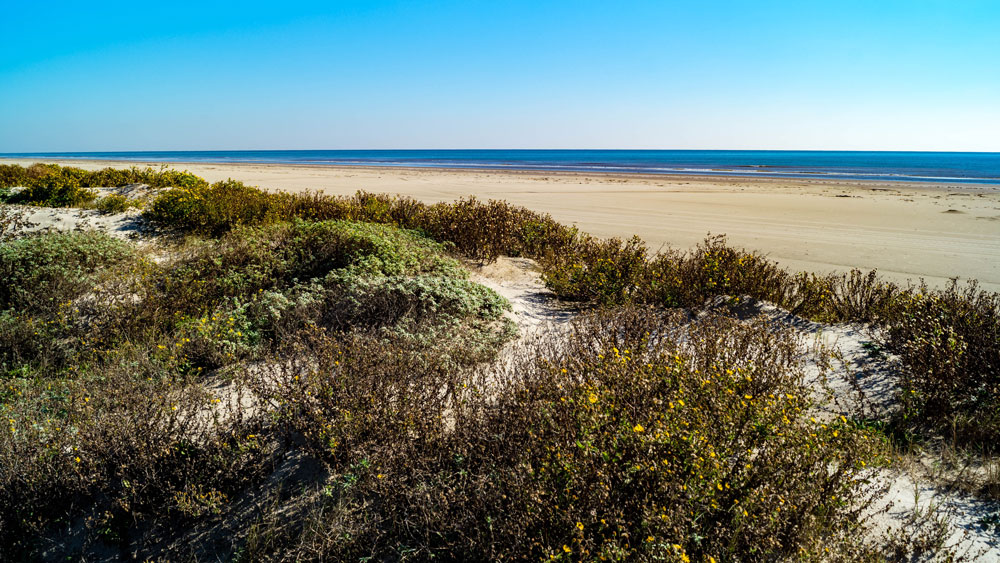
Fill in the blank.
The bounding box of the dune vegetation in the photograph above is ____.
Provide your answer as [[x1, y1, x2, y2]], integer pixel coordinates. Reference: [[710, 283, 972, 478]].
[[1, 163, 997, 560]]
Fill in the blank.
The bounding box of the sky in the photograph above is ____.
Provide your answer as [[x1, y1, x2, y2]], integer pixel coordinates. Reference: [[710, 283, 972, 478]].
[[1, 0, 998, 152]]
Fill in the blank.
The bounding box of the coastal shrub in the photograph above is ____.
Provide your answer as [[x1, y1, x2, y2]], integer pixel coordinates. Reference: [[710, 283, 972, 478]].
[[23, 163, 64, 181], [282, 191, 580, 262], [11, 173, 97, 207], [0, 310, 63, 377], [250, 307, 886, 561], [884, 281, 1000, 448], [157, 220, 462, 309], [0, 164, 30, 188], [540, 235, 649, 304], [826, 269, 900, 323], [153, 220, 511, 369], [0, 163, 207, 192], [95, 193, 131, 214], [418, 196, 575, 262], [151, 183, 580, 263], [0, 231, 137, 313], [0, 351, 272, 557], [641, 235, 789, 310], [318, 272, 514, 363], [0, 216, 508, 379], [0, 232, 142, 376], [86, 165, 207, 190], [0, 217, 521, 557], [145, 179, 279, 235]]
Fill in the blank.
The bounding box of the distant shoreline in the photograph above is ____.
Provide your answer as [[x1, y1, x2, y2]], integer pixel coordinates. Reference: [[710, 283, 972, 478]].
[[2, 149, 999, 187], [2, 156, 996, 193]]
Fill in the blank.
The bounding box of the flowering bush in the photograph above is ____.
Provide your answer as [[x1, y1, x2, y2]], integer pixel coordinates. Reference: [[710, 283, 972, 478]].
[[251, 307, 887, 561]]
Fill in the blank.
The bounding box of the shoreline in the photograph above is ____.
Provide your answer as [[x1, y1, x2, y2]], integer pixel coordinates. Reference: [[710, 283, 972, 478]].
[[3, 156, 998, 193], [3, 157, 999, 291]]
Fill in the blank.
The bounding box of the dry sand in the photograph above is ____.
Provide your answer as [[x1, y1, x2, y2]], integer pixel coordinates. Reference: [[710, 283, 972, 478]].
[[5, 158, 999, 291]]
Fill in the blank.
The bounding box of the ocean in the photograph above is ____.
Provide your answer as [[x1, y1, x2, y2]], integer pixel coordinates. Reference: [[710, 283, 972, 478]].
[[3, 150, 1000, 185]]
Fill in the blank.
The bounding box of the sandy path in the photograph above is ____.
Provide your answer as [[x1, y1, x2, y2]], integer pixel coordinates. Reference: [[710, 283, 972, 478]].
[[3, 158, 998, 291]]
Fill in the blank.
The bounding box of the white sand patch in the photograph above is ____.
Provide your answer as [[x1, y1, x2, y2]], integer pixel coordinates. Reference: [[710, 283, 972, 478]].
[[466, 256, 578, 333], [4, 204, 148, 239]]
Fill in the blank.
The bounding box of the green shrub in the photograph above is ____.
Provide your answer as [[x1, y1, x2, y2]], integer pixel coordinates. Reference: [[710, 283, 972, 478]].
[[0, 163, 208, 192], [0, 231, 137, 313], [145, 180, 279, 235], [0, 164, 30, 188], [151, 220, 512, 369], [84, 165, 207, 190], [95, 193, 131, 214], [0, 232, 141, 376], [11, 174, 97, 207], [885, 281, 1000, 448], [159, 220, 463, 309], [420, 196, 577, 263], [541, 235, 649, 304], [647, 235, 790, 310]]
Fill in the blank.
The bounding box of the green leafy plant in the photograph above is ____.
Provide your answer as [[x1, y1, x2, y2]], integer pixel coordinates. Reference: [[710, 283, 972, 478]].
[[95, 193, 132, 214]]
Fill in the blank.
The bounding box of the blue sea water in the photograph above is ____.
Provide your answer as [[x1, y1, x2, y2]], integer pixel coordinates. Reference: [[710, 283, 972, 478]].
[[3, 150, 1000, 185]]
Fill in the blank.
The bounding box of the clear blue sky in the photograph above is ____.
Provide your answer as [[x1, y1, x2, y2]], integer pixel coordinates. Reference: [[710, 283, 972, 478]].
[[1, 0, 998, 152]]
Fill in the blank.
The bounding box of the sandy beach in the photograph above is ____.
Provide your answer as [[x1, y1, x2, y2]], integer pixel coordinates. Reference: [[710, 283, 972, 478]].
[[4, 157, 999, 291]]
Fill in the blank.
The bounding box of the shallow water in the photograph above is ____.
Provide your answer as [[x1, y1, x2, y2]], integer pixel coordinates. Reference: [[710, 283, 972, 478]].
[[4, 149, 1000, 185]]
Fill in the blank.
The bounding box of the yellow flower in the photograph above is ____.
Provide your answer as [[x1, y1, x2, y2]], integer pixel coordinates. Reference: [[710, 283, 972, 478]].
[[646, 535, 654, 542], [563, 545, 571, 553], [588, 393, 598, 404], [576, 521, 584, 531], [633, 424, 644, 433]]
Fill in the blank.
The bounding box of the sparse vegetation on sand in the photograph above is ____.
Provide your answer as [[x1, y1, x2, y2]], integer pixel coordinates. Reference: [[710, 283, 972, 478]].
[[0, 163, 996, 560]]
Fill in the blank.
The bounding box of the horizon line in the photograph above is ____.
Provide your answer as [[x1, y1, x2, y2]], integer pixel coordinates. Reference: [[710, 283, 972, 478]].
[[3, 148, 1000, 155]]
